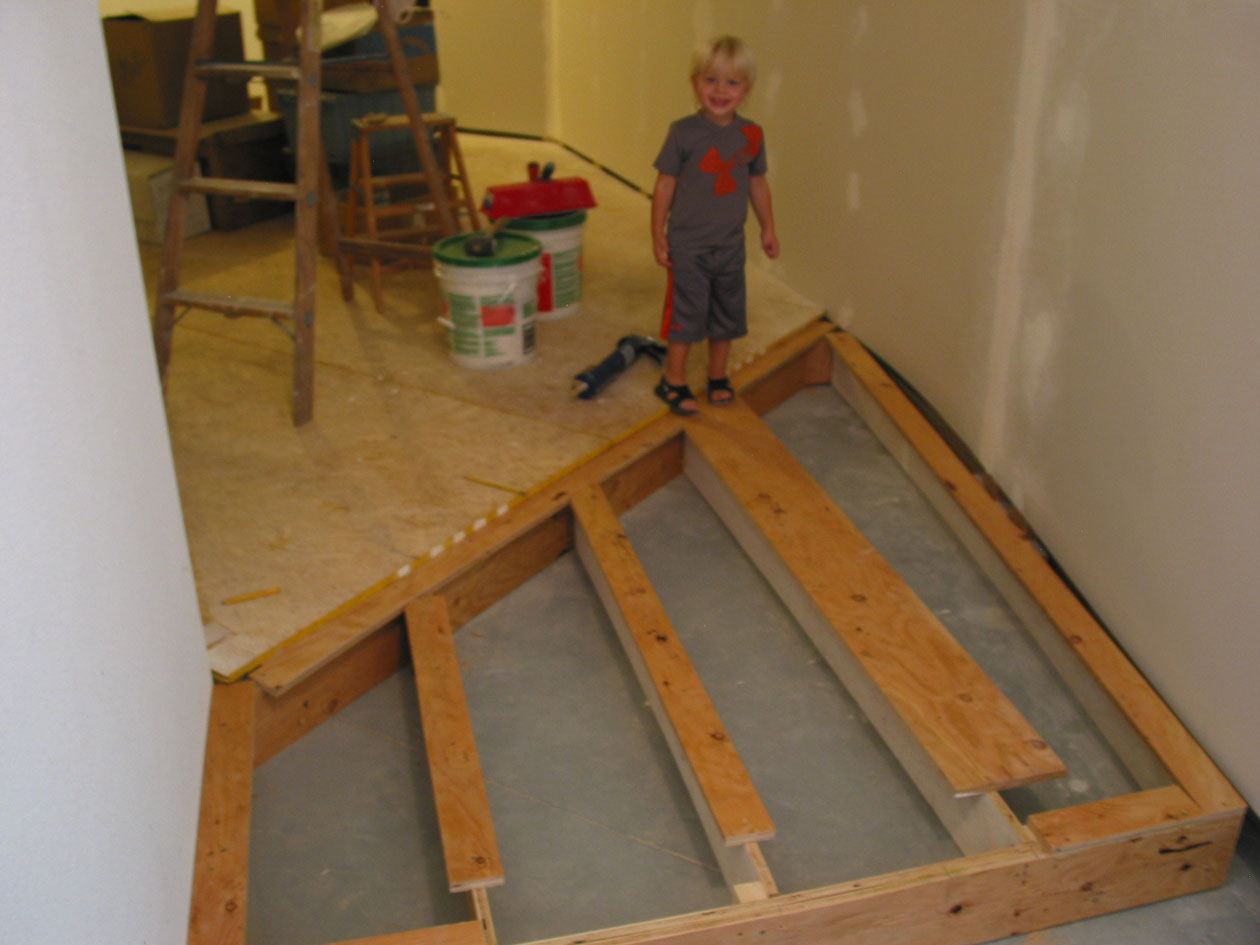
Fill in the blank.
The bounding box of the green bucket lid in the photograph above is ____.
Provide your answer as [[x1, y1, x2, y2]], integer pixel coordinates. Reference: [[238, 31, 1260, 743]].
[[434, 231, 542, 267], [504, 209, 587, 231]]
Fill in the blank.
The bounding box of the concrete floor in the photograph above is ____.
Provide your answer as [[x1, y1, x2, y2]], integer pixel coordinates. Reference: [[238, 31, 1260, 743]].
[[246, 385, 1260, 945]]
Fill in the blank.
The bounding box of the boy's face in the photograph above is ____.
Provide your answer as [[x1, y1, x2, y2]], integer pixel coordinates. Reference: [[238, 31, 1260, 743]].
[[692, 61, 749, 125]]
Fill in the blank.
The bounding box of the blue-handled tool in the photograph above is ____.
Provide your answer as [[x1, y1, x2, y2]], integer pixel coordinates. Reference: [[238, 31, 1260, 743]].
[[572, 335, 667, 400]]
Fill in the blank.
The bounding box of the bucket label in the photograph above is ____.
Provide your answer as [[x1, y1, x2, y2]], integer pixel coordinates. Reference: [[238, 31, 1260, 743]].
[[537, 256, 554, 310], [550, 247, 582, 309], [480, 303, 515, 327]]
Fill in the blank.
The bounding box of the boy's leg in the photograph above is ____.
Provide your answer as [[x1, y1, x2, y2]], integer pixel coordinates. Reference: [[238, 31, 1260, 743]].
[[706, 338, 734, 403], [659, 340, 698, 413]]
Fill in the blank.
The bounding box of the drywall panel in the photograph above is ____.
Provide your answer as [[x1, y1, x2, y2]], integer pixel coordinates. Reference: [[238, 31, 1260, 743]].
[[431, 0, 548, 136], [972, 1, 1260, 810], [0, 6, 211, 943]]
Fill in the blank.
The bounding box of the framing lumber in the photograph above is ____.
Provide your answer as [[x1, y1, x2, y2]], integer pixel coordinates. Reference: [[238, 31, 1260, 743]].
[[220, 318, 1244, 945], [326, 921, 487, 945], [405, 596, 504, 893], [249, 418, 685, 696], [189, 680, 255, 945], [516, 813, 1239, 945], [247, 319, 833, 696], [683, 400, 1066, 798], [1026, 784, 1203, 852], [571, 482, 776, 897], [826, 331, 1247, 818]]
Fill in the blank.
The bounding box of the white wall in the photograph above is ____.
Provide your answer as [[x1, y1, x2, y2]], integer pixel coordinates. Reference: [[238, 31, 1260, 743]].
[[0, 5, 211, 944]]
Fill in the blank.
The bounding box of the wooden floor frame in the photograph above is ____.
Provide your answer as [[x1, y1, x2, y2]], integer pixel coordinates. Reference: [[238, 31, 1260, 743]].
[[190, 317, 1246, 945]]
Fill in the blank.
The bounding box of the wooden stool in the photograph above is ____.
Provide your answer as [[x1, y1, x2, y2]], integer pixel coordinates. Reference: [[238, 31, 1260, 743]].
[[343, 112, 480, 311]]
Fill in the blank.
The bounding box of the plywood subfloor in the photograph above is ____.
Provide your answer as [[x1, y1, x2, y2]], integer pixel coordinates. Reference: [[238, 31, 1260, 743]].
[[136, 131, 823, 678]]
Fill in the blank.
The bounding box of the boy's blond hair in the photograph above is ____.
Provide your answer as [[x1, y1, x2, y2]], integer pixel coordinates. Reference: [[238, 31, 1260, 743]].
[[690, 35, 756, 92]]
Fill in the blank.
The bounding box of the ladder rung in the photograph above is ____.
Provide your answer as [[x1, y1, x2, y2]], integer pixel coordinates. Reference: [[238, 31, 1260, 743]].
[[195, 60, 303, 82], [179, 177, 300, 201], [162, 290, 295, 321], [340, 237, 436, 262], [365, 171, 447, 189]]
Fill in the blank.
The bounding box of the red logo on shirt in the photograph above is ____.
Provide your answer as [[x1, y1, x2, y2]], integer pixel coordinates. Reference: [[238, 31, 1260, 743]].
[[699, 125, 763, 196]]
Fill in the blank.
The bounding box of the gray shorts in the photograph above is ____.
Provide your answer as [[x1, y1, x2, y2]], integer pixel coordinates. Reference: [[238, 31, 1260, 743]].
[[661, 242, 747, 344]]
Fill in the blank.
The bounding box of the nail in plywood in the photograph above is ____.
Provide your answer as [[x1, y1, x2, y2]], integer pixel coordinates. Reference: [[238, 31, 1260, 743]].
[[405, 596, 504, 893], [826, 331, 1247, 818], [683, 400, 1065, 798], [189, 680, 255, 945]]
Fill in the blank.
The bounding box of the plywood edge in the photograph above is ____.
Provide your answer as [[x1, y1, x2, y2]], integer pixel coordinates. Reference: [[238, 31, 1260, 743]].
[[188, 680, 255, 945], [326, 919, 488, 945], [732, 315, 836, 415], [250, 417, 686, 696], [826, 330, 1246, 816], [406, 596, 504, 893], [1027, 785, 1216, 852], [683, 402, 1065, 798], [246, 319, 832, 698], [570, 482, 776, 849]]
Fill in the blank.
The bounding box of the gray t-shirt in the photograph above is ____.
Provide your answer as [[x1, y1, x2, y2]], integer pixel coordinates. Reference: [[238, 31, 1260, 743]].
[[654, 112, 767, 255]]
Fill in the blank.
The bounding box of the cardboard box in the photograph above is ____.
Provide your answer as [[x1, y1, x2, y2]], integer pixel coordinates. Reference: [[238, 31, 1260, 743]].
[[124, 150, 210, 245], [104, 9, 251, 129]]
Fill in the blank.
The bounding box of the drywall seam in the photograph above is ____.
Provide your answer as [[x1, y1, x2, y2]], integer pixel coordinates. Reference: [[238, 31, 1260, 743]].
[[978, 0, 1056, 467]]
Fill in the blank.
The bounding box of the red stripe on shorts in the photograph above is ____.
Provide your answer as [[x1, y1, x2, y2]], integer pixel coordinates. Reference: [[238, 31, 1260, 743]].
[[659, 268, 674, 340]]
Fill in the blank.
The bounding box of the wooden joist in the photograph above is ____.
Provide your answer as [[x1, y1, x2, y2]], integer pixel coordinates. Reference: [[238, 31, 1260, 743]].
[[325, 920, 488, 945], [571, 482, 776, 896], [826, 331, 1247, 819], [683, 399, 1065, 798], [248, 415, 688, 695], [405, 596, 504, 893], [226, 318, 1245, 945], [188, 680, 255, 945]]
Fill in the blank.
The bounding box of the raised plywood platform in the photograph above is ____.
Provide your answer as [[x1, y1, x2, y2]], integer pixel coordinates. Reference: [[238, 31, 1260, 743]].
[[190, 320, 1245, 945]]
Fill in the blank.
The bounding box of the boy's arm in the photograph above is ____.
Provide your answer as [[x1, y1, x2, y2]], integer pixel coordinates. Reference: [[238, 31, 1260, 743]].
[[651, 172, 677, 267], [749, 175, 779, 259]]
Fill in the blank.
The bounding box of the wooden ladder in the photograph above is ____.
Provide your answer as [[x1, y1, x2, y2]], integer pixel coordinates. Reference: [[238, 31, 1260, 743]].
[[152, 0, 348, 425], [344, 111, 481, 312], [152, 0, 457, 425]]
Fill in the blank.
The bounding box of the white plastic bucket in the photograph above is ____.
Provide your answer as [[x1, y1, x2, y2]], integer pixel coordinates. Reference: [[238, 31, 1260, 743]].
[[505, 210, 586, 320], [434, 232, 542, 368]]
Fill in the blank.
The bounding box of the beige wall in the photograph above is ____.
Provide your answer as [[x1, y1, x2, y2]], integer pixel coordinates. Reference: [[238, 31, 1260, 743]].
[[431, 0, 548, 135], [437, 1, 1260, 808]]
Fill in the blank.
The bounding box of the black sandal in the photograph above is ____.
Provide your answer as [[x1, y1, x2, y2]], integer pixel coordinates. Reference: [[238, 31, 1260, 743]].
[[654, 378, 699, 416], [707, 376, 735, 405]]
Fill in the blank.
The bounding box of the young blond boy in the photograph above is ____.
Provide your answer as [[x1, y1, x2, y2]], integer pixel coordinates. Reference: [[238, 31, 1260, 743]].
[[651, 36, 779, 415]]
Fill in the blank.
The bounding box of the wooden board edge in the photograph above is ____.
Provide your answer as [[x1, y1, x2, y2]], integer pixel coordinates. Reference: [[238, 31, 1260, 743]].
[[405, 596, 505, 893], [826, 330, 1246, 816], [513, 814, 1238, 945], [570, 483, 776, 845], [681, 433, 1026, 856], [733, 315, 836, 416], [250, 417, 686, 698], [188, 680, 255, 945], [1027, 785, 1221, 852], [323, 919, 488, 945]]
